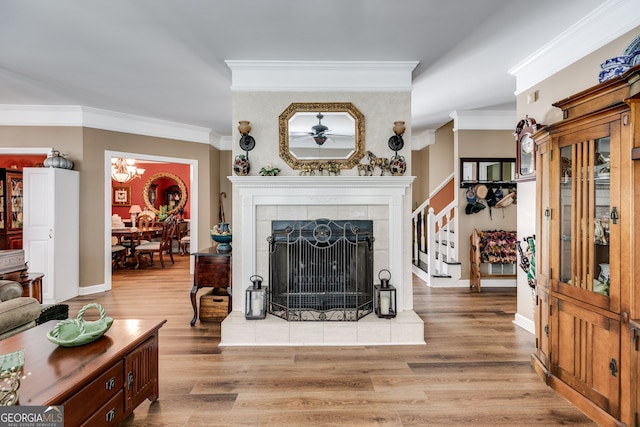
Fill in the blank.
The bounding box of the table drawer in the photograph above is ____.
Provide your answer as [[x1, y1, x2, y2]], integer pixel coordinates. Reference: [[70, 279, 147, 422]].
[[63, 360, 124, 426], [80, 390, 124, 427]]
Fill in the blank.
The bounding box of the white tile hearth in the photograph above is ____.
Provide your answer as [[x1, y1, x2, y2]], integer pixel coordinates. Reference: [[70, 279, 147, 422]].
[[221, 311, 425, 346]]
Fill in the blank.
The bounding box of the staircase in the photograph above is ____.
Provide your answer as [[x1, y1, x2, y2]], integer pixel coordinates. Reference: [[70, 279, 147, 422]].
[[412, 176, 461, 286]]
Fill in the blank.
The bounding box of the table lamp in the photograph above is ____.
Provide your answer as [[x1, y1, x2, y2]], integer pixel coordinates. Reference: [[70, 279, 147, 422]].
[[129, 205, 142, 227]]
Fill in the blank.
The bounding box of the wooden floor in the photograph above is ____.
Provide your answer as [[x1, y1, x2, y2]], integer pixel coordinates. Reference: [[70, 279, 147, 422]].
[[63, 254, 596, 426]]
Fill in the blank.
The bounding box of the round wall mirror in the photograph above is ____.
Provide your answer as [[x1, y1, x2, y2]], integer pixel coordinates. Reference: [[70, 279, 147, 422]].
[[279, 102, 365, 169], [142, 172, 188, 216]]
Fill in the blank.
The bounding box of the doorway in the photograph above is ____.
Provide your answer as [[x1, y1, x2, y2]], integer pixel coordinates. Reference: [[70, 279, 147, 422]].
[[104, 151, 198, 291]]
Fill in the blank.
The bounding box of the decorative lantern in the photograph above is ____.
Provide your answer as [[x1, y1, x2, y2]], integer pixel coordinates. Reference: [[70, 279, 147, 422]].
[[374, 269, 396, 318], [245, 275, 267, 320]]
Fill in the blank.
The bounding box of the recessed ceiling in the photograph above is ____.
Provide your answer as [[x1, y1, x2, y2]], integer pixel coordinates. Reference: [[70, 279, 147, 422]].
[[0, 0, 607, 138]]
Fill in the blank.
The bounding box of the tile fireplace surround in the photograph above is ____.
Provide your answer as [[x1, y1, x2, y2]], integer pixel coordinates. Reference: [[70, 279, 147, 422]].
[[222, 176, 425, 346]]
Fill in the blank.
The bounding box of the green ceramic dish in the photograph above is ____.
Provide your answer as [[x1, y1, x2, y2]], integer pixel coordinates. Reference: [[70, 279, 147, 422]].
[[47, 303, 113, 347]]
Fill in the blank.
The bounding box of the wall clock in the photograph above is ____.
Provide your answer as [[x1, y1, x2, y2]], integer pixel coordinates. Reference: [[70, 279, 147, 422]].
[[514, 116, 538, 180]]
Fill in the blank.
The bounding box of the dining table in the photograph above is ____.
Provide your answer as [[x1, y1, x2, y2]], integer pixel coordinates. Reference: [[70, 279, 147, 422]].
[[112, 226, 164, 268]]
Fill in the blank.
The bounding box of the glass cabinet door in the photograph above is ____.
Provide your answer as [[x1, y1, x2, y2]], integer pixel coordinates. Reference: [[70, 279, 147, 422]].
[[558, 137, 610, 297], [8, 175, 23, 230]]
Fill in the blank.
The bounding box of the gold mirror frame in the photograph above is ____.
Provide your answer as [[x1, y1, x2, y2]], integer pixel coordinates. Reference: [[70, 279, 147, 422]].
[[142, 172, 187, 215], [279, 102, 365, 169]]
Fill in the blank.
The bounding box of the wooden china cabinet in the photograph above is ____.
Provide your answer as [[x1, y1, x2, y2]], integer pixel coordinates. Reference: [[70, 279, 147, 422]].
[[0, 169, 23, 249], [533, 64, 640, 426]]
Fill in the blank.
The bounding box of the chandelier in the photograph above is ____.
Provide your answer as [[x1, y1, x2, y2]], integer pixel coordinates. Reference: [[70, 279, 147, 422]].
[[111, 158, 145, 183]]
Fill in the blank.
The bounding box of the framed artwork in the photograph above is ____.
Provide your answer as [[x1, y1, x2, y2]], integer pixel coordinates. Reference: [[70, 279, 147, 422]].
[[112, 186, 131, 206]]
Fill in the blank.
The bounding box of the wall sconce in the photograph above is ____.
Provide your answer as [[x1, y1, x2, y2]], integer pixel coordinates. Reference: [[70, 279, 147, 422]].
[[234, 121, 256, 176], [245, 275, 267, 319], [388, 121, 407, 176], [128, 204, 142, 227], [374, 269, 397, 318]]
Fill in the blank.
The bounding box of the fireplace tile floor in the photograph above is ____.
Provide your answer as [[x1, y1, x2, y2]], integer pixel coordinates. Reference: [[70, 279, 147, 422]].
[[220, 310, 425, 346]]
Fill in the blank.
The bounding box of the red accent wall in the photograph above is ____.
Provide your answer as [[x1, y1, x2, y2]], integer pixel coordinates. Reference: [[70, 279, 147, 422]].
[[0, 155, 47, 170], [112, 162, 191, 219], [430, 178, 455, 215]]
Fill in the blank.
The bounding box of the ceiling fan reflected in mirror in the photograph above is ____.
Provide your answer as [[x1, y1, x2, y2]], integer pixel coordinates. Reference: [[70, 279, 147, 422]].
[[290, 112, 354, 147], [309, 113, 329, 146]]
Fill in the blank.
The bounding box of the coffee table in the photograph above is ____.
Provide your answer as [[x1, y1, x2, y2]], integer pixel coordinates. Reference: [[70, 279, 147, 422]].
[[1, 318, 166, 426]]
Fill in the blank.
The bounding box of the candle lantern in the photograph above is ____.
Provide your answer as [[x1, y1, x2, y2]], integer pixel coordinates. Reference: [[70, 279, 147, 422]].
[[374, 269, 397, 318], [245, 275, 267, 320]]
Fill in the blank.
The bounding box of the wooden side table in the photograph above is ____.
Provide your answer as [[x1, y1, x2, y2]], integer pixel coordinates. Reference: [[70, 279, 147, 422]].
[[190, 248, 231, 325], [1, 271, 43, 303]]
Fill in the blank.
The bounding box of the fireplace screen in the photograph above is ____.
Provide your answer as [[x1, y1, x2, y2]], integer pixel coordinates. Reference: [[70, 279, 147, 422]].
[[268, 219, 374, 321]]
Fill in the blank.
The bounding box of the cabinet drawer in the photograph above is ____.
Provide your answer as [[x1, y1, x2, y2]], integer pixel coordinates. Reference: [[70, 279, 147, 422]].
[[63, 360, 124, 427], [80, 390, 124, 427]]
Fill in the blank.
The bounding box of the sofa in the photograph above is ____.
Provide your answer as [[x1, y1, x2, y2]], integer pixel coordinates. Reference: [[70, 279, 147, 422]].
[[0, 280, 42, 340]]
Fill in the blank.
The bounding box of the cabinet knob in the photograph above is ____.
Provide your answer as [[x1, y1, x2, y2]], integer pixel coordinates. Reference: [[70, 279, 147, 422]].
[[622, 312, 629, 323]]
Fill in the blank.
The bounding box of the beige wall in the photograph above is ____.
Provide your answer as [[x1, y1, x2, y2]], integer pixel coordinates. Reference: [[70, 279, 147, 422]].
[[411, 148, 429, 207], [456, 129, 516, 279], [0, 126, 223, 289], [429, 121, 454, 194], [517, 28, 640, 125]]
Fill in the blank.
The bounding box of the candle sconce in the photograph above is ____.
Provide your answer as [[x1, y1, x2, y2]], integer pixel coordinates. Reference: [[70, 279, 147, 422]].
[[388, 121, 407, 176], [234, 121, 255, 176], [374, 269, 397, 318], [245, 274, 267, 319]]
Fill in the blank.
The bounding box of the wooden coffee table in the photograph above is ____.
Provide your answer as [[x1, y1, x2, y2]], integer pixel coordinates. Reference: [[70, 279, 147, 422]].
[[1, 318, 166, 426]]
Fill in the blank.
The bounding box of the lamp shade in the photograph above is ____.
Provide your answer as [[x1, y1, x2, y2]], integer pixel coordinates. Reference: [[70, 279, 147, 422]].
[[129, 205, 142, 214]]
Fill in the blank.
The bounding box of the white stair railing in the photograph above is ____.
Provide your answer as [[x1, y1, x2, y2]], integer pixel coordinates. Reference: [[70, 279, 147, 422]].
[[412, 198, 430, 265], [427, 200, 458, 276]]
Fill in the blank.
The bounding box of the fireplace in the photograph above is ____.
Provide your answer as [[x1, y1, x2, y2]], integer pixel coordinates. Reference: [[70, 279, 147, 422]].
[[268, 219, 374, 321], [224, 176, 424, 346]]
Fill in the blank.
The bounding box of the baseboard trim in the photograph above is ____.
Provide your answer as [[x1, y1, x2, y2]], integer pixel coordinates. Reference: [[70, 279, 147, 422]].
[[513, 313, 535, 335], [79, 283, 108, 296]]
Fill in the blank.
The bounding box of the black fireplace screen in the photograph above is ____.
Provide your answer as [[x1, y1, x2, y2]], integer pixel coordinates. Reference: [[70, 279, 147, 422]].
[[268, 219, 374, 321]]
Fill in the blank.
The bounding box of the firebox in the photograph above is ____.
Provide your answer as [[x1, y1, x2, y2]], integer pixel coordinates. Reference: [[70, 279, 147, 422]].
[[268, 219, 374, 321]]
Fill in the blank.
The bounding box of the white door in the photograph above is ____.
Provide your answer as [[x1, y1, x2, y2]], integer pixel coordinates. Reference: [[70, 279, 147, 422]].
[[23, 167, 79, 304]]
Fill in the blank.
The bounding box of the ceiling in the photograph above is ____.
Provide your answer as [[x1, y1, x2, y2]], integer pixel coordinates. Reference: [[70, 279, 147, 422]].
[[0, 0, 607, 140]]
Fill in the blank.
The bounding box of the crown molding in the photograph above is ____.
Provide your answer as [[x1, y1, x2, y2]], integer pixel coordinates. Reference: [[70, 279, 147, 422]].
[[411, 129, 436, 151], [449, 110, 516, 131], [509, 0, 640, 94], [0, 105, 221, 148], [225, 60, 418, 91]]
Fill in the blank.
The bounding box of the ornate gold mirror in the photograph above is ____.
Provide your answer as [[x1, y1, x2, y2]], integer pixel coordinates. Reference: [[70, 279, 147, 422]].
[[142, 172, 187, 215], [279, 102, 365, 169]]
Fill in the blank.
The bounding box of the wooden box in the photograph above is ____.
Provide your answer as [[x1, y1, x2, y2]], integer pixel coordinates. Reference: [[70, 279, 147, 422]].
[[199, 289, 229, 322]]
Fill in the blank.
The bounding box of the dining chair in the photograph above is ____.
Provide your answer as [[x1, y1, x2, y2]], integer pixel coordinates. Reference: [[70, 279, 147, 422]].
[[137, 214, 157, 242], [177, 220, 190, 255], [134, 215, 178, 268], [111, 236, 126, 270]]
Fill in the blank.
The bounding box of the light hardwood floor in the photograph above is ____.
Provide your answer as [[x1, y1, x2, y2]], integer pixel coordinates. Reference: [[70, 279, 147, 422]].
[[63, 254, 596, 426]]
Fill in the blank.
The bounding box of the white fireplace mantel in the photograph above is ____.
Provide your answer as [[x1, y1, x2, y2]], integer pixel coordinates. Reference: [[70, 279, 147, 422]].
[[222, 175, 425, 346]]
